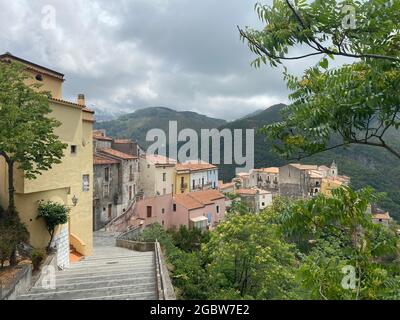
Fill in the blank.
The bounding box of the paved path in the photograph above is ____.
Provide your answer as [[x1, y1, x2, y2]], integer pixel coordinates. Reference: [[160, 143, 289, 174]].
[[18, 232, 157, 300]]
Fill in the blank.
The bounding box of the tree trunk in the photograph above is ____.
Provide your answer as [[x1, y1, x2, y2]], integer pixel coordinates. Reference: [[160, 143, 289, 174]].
[[47, 229, 55, 253], [7, 159, 15, 211], [9, 248, 17, 267]]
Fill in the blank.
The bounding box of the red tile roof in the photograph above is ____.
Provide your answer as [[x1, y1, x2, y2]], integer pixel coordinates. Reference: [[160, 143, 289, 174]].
[[143, 154, 176, 165], [174, 190, 225, 210], [236, 188, 257, 195], [113, 139, 132, 144], [219, 182, 235, 189], [99, 148, 137, 160], [176, 163, 217, 172], [174, 194, 204, 210], [189, 189, 225, 204], [93, 132, 113, 141], [255, 167, 279, 174], [93, 154, 119, 165]]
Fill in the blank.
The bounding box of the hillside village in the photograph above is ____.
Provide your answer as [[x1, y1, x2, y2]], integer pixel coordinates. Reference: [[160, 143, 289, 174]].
[[0, 53, 398, 300]]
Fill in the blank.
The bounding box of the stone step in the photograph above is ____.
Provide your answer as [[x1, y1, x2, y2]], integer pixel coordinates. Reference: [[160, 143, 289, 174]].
[[46, 270, 155, 285], [70, 256, 154, 268], [18, 282, 157, 300], [83, 252, 154, 261], [30, 276, 156, 293], [53, 265, 155, 279], [78, 292, 157, 300], [82, 252, 154, 262], [64, 260, 154, 272]]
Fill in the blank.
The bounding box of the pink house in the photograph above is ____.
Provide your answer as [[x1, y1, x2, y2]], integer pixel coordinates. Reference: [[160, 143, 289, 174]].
[[126, 190, 225, 231], [172, 190, 226, 231]]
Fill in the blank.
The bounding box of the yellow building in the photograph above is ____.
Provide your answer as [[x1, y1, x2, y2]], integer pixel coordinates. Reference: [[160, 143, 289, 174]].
[[174, 165, 190, 194], [320, 177, 344, 196], [0, 53, 94, 266]]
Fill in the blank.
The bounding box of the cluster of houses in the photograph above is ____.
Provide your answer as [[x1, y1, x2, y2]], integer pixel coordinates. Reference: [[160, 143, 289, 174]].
[[92, 130, 225, 233], [229, 162, 392, 226], [0, 53, 395, 270]]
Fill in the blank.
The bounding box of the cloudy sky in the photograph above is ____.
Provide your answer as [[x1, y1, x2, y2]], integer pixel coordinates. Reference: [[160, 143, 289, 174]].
[[0, 0, 313, 120]]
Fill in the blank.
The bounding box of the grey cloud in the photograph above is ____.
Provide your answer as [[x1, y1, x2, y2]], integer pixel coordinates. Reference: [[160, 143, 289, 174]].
[[0, 0, 306, 120]]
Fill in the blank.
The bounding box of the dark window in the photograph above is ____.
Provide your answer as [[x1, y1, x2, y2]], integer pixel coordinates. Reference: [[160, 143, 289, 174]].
[[35, 74, 43, 81], [163, 173, 166, 182], [216, 205, 220, 213], [173, 204, 177, 212], [162, 208, 165, 214], [104, 167, 109, 182], [147, 206, 152, 218], [71, 145, 77, 154], [129, 186, 132, 200]]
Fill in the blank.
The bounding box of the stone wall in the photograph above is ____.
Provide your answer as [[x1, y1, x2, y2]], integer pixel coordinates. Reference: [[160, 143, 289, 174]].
[[1, 265, 32, 300], [54, 224, 70, 269], [93, 162, 121, 230]]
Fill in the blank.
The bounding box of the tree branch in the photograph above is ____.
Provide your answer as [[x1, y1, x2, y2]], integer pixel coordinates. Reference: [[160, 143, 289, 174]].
[[241, 1, 400, 63], [0, 151, 10, 162], [238, 26, 324, 61]]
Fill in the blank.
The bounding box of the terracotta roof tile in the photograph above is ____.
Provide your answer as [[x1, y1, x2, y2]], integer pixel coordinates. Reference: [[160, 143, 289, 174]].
[[256, 167, 279, 174], [176, 163, 217, 172], [93, 131, 113, 141], [93, 154, 119, 165], [236, 188, 257, 195], [174, 190, 225, 210], [99, 148, 137, 160], [219, 182, 235, 189], [113, 139, 133, 144], [188, 189, 225, 204], [143, 154, 176, 165], [175, 194, 204, 210]]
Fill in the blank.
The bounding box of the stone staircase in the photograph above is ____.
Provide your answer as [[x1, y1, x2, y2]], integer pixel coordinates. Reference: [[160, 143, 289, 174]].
[[17, 233, 158, 300]]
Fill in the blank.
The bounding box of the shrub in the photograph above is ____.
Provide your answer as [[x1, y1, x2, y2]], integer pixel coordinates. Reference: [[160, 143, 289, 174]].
[[31, 249, 46, 271], [37, 201, 69, 252]]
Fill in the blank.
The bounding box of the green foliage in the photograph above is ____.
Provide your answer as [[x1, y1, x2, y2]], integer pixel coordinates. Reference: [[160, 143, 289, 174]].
[[37, 201, 69, 251], [218, 104, 400, 222], [278, 186, 400, 300], [0, 210, 29, 268], [170, 225, 210, 253], [138, 223, 175, 251], [240, 0, 400, 168], [227, 198, 252, 216], [31, 248, 46, 272], [204, 210, 299, 299], [0, 61, 67, 179]]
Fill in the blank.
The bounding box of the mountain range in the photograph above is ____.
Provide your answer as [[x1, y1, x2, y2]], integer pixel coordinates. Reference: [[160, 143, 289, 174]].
[[95, 104, 400, 222]]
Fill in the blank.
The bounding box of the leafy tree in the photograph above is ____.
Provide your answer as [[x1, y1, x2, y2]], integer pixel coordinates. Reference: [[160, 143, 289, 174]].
[[203, 210, 299, 299], [0, 61, 67, 210], [0, 211, 29, 267], [171, 225, 210, 253], [37, 201, 69, 252], [239, 0, 400, 160], [277, 186, 400, 299]]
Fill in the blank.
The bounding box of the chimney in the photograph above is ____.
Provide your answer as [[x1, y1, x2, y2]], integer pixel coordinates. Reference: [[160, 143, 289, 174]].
[[77, 94, 85, 106]]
